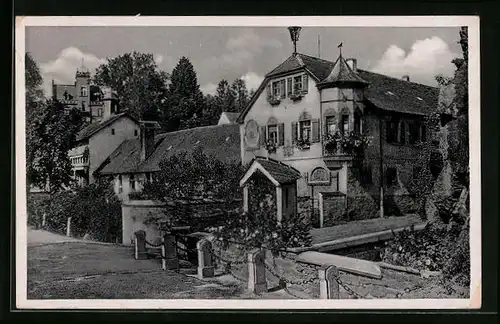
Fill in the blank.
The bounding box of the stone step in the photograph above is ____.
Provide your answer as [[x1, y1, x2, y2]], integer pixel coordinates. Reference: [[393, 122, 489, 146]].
[[296, 251, 382, 279]]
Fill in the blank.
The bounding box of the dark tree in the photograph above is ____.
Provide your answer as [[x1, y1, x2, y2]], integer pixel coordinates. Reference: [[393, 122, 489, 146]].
[[231, 78, 250, 113], [93, 52, 169, 120], [162, 57, 205, 131]]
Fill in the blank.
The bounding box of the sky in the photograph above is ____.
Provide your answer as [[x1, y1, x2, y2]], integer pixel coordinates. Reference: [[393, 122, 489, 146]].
[[25, 26, 463, 96]]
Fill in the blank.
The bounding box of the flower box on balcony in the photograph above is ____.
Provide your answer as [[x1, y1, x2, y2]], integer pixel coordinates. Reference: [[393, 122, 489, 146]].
[[323, 132, 372, 158], [267, 95, 281, 106], [296, 138, 311, 151], [265, 140, 277, 153]]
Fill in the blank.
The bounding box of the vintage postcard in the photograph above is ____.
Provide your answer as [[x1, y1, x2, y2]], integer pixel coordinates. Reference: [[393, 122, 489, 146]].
[[15, 16, 480, 309]]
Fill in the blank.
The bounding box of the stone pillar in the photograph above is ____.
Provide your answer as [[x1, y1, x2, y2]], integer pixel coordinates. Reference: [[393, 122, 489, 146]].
[[247, 248, 267, 294], [134, 230, 147, 260], [196, 238, 214, 279], [318, 265, 340, 299], [66, 217, 72, 237], [162, 233, 179, 271], [276, 186, 283, 224], [243, 185, 249, 212]]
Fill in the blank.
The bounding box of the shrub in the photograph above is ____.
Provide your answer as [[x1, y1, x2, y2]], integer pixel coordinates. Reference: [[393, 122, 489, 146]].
[[44, 182, 122, 242], [27, 192, 50, 228], [381, 222, 470, 285]]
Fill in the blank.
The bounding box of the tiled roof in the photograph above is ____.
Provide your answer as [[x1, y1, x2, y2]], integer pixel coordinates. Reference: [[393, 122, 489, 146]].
[[317, 55, 369, 87], [245, 157, 302, 185], [98, 124, 241, 175], [357, 70, 439, 115], [76, 112, 138, 142], [237, 52, 438, 122]]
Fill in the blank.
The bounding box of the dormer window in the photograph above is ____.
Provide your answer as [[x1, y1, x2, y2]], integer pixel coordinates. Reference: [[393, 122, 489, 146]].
[[81, 86, 88, 97], [293, 75, 303, 93]]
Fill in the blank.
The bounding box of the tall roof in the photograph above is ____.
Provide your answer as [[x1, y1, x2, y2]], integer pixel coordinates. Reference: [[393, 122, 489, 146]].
[[98, 124, 241, 175], [240, 157, 302, 186], [237, 52, 439, 122], [317, 54, 369, 87], [75, 112, 139, 142]]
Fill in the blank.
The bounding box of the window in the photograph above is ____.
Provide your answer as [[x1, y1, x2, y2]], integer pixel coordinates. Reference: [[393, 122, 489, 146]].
[[80, 86, 87, 97], [354, 112, 362, 134], [111, 128, 115, 135], [293, 75, 303, 93], [325, 116, 337, 135], [268, 125, 278, 144], [287, 77, 293, 97], [385, 119, 399, 144], [408, 121, 420, 144], [341, 114, 349, 134], [118, 175, 123, 194], [134, 129, 138, 136], [272, 81, 280, 98], [279, 80, 286, 99], [385, 167, 398, 186], [97, 108, 103, 117], [299, 120, 311, 141], [130, 174, 136, 191]]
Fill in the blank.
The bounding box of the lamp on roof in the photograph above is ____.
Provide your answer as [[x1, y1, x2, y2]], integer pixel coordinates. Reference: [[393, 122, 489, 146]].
[[288, 26, 302, 55]]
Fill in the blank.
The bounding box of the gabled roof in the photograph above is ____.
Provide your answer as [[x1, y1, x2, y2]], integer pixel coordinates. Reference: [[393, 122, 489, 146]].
[[236, 52, 438, 123], [76, 112, 139, 142], [98, 124, 241, 175], [240, 157, 301, 187]]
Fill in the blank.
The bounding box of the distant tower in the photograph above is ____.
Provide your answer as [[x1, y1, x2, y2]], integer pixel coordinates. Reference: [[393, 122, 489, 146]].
[[75, 58, 91, 118]]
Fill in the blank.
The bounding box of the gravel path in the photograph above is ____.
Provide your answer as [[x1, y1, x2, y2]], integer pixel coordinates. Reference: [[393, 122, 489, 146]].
[[28, 228, 85, 246]]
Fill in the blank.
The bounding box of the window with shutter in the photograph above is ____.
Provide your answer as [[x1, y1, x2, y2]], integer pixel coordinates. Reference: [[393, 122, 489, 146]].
[[299, 120, 311, 141], [280, 80, 286, 99], [268, 125, 278, 144], [287, 78, 292, 97], [278, 123, 285, 146], [302, 74, 309, 93], [291, 122, 298, 143], [293, 75, 302, 94], [266, 83, 272, 98], [311, 119, 320, 142], [260, 126, 267, 146]]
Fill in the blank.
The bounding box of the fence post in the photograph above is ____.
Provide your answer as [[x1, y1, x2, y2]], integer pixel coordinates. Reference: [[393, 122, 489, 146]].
[[196, 238, 214, 279], [162, 233, 179, 271], [66, 217, 72, 237], [134, 230, 147, 260], [247, 248, 267, 295], [42, 213, 46, 228], [318, 265, 340, 299]]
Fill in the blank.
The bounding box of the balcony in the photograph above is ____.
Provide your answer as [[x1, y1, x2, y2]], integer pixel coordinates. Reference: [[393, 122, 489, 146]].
[[322, 132, 372, 162], [69, 145, 89, 170]]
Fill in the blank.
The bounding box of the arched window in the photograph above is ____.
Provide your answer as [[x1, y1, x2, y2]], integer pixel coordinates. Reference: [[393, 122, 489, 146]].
[[324, 108, 337, 136], [340, 108, 350, 135]]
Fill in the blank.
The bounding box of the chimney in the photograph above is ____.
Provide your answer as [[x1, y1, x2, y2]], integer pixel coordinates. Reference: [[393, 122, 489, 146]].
[[140, 121, 161, 162], [102, 87, 118, 119], [346, 58, 357, 72], [402, 75, 410, 82]]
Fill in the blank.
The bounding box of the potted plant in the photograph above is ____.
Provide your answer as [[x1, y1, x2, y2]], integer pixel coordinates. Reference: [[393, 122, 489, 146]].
[[323, 132, 341, 155], [295, 137, 311, 150], [267, 94, 281, 106], [265, 140, 277, 153], [290, 90, 305, 101]]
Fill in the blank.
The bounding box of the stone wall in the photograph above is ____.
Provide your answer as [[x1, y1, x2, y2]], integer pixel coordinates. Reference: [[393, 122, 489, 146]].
[[121, 199, 242, 245]]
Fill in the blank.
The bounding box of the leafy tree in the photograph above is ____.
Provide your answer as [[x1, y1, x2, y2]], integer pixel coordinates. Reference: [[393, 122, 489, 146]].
[[93, 51, 169, 120], [25, 52, 45, 110], [231, 78, 250, 113], [162, 56, 205, 131], [27, 99, 84, 193]]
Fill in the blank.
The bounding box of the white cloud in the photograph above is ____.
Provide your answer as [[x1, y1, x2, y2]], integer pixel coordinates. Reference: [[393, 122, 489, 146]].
[[39, 47, 105, 95], [200, 83, 217, 95], [212, 29, 282, 67], [240, 72, 264, 93], [371, 37, 458, 86]]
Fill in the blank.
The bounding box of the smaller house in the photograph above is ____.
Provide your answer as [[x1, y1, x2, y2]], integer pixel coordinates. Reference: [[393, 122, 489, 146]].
[[69, 91, 140, 186], [97, 123, 241, 200], [217, 111, 240, 125]]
